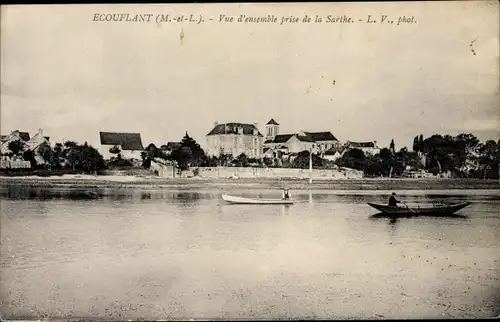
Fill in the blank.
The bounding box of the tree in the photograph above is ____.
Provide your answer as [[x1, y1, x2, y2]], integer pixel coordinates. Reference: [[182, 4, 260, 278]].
[[292, 150, 325, 169], [204, 155, 218, 167], [61, 141, 80, 171], [218, 153, 232, 167], [417, 134, 424, 152], [347, 148, 365, 160], [233, 153, 249, 167], [412, 136, 419, 152], [377, 148, 394, 176], [64, 141, 78, 148], [170, 145, 192, 171], [364, 154, 384, 176], [179, 132, 206, 167], [140, 144, 156, 168], [335, 148, 367, 171], [58, 141, 106, 173], [65, 146, 80, 171], [421, 134, 457, 173], [109, 145, 122, 159], [53, 143, 64, 168], [7, 140, 25, 157], [146, 143, 158, 159], [456, 133, 480, 155], [141, 151, 151, 169], [79, 142, 106, 174], [477, 140, 499, 179], [22, 150, 37, 169], [38, 142, 55, 170]]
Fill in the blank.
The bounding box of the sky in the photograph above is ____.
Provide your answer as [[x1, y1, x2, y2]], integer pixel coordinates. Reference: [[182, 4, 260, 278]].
[[1, 2, 499, 151]]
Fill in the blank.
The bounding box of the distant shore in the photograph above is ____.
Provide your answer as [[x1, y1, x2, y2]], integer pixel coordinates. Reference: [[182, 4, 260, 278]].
[[0, 175, 498, 191]]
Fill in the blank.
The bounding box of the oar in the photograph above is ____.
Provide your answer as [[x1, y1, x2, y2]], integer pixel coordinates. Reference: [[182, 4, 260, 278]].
[[402, 201, 415, 214]]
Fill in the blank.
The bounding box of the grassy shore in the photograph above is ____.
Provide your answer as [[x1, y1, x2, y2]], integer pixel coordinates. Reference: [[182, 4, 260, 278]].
[[0, 175, 498, 191]]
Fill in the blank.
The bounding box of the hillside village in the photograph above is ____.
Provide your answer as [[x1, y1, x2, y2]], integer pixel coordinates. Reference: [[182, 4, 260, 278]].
[[1, 118, 499, 180]]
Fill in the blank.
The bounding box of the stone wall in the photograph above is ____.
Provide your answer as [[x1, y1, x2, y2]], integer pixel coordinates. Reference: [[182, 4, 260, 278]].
[[192, 166, 363, 180], [0, 160, 31, 169], [150, 160, 176, 178]]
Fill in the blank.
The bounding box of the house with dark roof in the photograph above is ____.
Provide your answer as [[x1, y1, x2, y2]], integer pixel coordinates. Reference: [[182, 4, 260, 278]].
[[99, 131, 144, 160], [206, 121, 264, 158], [0, 129, 51, 166], [345, 141, 380, 155], [1, 130, 30, 156], [324, 146, 347, 162], [263, 118, 340, 156], [264, 131, 319, 154], [303, 131, 340, 155]]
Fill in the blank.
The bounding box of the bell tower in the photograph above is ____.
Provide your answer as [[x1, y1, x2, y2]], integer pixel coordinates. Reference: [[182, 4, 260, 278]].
[[265, 119, 280, 141]]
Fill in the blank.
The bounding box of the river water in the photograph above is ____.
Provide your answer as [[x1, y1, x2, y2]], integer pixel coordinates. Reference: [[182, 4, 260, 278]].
[[1, 188, 499, 320]]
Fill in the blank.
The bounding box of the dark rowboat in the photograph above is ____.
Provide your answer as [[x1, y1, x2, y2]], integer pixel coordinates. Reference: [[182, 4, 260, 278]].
[[367, 202, 471, 216]]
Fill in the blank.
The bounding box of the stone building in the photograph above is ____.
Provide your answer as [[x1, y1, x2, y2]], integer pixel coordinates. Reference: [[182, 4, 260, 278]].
[[263, 118, 340, 155], [205, 122, 264, 159]]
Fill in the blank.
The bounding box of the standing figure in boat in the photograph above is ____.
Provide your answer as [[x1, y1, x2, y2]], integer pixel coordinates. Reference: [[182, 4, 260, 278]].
[[282, 188, 292, 200], [388, 192, 401, 207]]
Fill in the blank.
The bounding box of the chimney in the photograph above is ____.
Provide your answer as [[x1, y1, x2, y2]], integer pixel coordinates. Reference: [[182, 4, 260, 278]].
[[373, 140, 377, 147], [214, 121, 218, 128]]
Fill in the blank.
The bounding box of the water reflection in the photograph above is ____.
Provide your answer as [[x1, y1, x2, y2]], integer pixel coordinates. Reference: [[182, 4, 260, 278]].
[[280, 205, 291, 216], [140, 192, 152, 200], [173, 192, 202, 201], [3, 185, 104, 201]]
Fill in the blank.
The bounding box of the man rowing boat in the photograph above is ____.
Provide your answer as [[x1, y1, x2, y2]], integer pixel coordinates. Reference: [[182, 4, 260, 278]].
[[282, 188, 291, 200], [388, 192, 401, 207]]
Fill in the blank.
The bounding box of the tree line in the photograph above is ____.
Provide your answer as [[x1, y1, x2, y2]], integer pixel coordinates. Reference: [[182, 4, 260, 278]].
[[335, 133, 500, 179], [5, 140, 105, 174]]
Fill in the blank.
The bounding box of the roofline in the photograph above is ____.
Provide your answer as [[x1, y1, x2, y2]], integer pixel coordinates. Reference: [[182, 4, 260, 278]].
[[99, 131, 142, 135], [206, 133, 264, 137]]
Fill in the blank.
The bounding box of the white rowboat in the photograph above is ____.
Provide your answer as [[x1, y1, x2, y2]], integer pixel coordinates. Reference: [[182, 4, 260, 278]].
[[222, 194, 294, 205]]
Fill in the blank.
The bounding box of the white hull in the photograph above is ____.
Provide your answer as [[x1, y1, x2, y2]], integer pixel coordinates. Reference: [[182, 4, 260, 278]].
[[222, 194, 294, 205]]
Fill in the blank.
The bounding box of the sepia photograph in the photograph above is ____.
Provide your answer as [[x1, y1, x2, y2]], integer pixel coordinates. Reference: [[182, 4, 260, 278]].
[[1, 1, 499, 320]]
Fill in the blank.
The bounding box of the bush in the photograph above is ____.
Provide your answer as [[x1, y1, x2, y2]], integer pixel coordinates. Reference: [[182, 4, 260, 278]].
[[108, 158, 133, 168]]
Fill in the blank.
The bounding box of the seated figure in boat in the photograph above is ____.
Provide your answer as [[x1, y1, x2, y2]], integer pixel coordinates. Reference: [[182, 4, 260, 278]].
[[282, 188, 291, 200], [388, 192, 401, 207]]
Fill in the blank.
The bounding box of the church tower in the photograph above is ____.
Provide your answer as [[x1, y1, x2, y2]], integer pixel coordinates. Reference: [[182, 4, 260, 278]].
[[265, 119, 280, 141]]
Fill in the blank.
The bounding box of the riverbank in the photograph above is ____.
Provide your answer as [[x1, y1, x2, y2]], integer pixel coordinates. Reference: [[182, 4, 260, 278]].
[[0, 175, 498, 191]]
